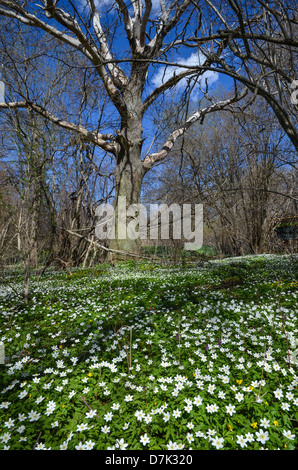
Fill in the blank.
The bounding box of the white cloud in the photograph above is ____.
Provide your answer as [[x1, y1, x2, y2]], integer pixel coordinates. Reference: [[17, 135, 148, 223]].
[[151, 52, 218, 92]]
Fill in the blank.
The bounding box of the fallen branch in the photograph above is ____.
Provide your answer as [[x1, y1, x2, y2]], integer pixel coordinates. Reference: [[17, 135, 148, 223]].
[[62, 227, 160, 261]]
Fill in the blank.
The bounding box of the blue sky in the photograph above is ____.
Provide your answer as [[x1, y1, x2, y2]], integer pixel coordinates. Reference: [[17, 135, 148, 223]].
[[74, 0, 233, 97], [74, 0, 236, 157]]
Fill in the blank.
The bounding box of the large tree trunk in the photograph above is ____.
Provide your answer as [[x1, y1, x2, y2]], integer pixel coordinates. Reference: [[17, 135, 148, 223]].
[[108, 91, 146, 259], [109, 155, 144, 259]]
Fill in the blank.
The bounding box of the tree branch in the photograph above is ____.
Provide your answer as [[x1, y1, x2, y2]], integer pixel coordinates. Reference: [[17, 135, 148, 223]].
[[0, 1, 126, 115], [0, 99, 117, 154], [87, 0, 128, 88], [142, 88, 248, 171]]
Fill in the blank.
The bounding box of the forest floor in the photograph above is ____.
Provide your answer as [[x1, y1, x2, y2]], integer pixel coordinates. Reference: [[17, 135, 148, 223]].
[[0, 254, 297, 450]]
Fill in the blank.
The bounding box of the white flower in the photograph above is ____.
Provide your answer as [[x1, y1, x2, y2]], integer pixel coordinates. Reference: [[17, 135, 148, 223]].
[[273, 388, 283, 399], [0, 402, 11, 409], [144, 415, 152, 424], [184, 403, 193, 412], [235, 392, 244, 402], [260, 418, 270, 429], [76, 423, 89, 431], [124, 395, 133, 402], [111, 403, 120, 410], [0, 433, 11, 443], [85, 440, 95, 450], [28, 410, 41, 422], [226, 404, 236, 416], [193, 395, 203, 405], [281, 402, 290, 411], [116, 438, 128, 450], [45, 401, 56, 416], [245, 432, 254, 443], [256, 429, 270, 444], [140, 433, 150, 446], [222, 376, 230, 384], [104, 412, 113, 422], [134, 410, 145, 421], [75, 442, 86, 450], [236, 435, 247, 448], [86, 409, 97, 418], [282, 430, 295, 440], [167, 441, 178, 450], [289, 340, 298, 365], [35, 443, 47, 450], [4, 418, 15, 429], [211, 437, 224, 449], [36, 396, 44, 404], [101, 425, 110, 434]]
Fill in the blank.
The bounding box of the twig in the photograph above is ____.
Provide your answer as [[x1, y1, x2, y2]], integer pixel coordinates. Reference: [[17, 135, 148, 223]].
[[178, 314, 181, 366], [275, 286, 292, 369], [129, 327, 132, 373], [281, 319, 291, 369], [32, 431, 42, 450], [62, 227, 161, 261], [255, 343, 266, 402], [80, 395, 100, 419]]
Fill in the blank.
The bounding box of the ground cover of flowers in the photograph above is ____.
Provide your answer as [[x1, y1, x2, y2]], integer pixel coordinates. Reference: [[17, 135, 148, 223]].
[[0, 254, 297, 450]]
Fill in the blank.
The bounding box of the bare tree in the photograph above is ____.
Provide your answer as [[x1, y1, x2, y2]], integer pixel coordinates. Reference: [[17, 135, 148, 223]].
[[0, 1, 296, 257], [0, 1, 248, 257], [192, 0, 298, 150], [158, 95, 297, 255]]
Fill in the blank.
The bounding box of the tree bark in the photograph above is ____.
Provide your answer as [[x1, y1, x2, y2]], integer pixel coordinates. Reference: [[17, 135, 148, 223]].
[[109, 154, 144, 259], [107, 83, 146, 259]]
